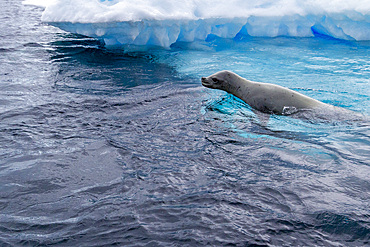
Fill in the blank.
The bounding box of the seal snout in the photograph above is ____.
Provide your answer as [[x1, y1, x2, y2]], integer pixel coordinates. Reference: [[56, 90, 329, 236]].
[[201, 77, 211, 87]]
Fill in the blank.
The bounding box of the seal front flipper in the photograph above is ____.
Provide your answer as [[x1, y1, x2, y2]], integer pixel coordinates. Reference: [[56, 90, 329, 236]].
[[252, 109, 271, 126]]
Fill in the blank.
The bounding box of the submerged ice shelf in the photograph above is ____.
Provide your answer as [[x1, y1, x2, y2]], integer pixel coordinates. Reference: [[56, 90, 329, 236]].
[[25, 0, 370, 47]]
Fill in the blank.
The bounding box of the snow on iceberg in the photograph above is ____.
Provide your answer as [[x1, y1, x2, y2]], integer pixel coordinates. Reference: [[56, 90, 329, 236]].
[[24, 0, 370, 47]]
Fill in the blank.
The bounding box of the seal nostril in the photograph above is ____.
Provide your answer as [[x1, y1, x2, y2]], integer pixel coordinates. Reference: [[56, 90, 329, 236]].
[[201, 77, 206, 81]]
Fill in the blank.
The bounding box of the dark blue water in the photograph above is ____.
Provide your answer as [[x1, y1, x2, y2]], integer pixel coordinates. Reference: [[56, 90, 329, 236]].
[[1, 1, 369, 246]]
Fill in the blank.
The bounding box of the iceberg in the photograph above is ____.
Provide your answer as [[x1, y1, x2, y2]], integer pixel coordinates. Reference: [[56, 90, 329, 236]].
[[24, 0, 370, 47]]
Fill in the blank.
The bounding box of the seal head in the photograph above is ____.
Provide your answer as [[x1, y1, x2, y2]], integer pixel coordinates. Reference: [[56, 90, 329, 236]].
[[201, 70, 239, 92]]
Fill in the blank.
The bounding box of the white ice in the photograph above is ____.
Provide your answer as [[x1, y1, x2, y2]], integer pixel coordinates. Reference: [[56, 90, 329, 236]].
[[24, 0, 370, 47]]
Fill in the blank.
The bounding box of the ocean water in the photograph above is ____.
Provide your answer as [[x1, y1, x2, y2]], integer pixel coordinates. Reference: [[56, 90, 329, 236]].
[[1, 1, 370, 246]]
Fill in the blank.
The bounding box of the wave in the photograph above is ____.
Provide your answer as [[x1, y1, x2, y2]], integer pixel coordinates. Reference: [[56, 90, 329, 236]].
[[24, 0, 370, 47]]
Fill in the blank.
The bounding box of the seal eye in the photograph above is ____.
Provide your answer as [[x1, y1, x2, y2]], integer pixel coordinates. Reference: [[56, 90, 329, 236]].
[[212, 78, 220, 83]]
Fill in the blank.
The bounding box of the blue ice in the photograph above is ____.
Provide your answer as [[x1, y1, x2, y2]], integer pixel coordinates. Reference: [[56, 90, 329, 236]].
[[23, 0, 370, 47]]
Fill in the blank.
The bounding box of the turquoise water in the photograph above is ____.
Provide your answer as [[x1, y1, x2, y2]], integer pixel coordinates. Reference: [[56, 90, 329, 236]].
[[0, 1, 369, 246]]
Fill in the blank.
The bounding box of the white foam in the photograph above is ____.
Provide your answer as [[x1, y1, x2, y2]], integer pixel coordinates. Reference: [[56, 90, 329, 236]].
[[23, 0, 370, 46]]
